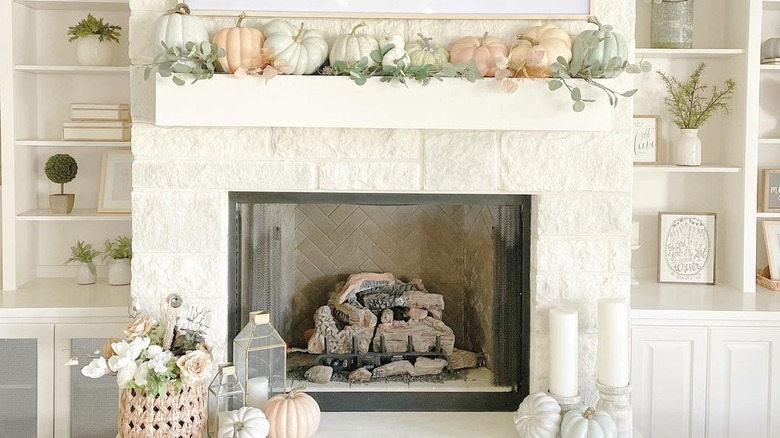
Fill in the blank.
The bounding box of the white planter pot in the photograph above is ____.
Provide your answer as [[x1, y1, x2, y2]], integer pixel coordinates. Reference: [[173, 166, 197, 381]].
[[675, 128, 702, 166], [76, 35, 115, 66], [107, 258, 131, 286], [76, 263, 96, 285]]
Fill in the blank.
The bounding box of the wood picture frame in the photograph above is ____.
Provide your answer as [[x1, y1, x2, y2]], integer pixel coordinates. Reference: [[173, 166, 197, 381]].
[[98, 150, 132, 214], [763, 221, 780, 280], [181, 0, 594, 19], [633, 115, 661, 164], [657, 212, 717, 285], [762, 169, 780, 212]]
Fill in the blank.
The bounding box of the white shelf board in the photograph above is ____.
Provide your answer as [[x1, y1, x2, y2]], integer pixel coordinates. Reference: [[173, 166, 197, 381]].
[[760, 64, 780, 71], [13, 0, 128, 11], [633, 164, 742, 173], [759, 138, 780, 144], [756, 212, 780, 218], [0, 278, 130, 319], [14, 65, 130, 74], [635, 48, 746, 58], [17, 209, 131, 222], [16, 140, 130, 148], [631, 281, 780, 318]]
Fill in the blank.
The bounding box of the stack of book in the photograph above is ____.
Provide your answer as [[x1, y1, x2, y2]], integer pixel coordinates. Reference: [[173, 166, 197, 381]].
[[63, 103, 130, 141], [762, 58, 780, 65]]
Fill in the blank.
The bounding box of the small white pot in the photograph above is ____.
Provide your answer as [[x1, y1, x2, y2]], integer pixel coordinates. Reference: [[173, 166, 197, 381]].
[[675, 128, 702, 166], [76, 35, 115, 66], [107, 258, 131, 285], [76, 263, 96, 285]]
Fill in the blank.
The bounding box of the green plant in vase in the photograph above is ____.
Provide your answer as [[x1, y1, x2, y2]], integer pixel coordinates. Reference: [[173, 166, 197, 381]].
[[44, 154, 78, 214], [103, 235, 132, 286], [65, 241, 101, 285], [67, 13, 122, 66], [658, 62, 735, 166]]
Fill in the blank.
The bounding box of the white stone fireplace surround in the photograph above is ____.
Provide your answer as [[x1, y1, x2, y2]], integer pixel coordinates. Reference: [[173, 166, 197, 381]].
[[129, 0, 634, 406]]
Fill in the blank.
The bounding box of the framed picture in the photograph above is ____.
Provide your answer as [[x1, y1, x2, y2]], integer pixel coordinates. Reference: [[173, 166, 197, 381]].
[[657, 212, 717, 284], [182, 0, 593, 19], [762, 169, 780, 212], [763, 221, 780, 280], [633, 115, 661, 164], [98, 150, 132, 214]]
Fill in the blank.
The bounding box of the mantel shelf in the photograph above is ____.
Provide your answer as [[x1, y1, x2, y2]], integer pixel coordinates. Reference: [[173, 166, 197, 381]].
[[155, 74, 615, 131], [633, 164, 742, 173], [17, 209, 131, 222]]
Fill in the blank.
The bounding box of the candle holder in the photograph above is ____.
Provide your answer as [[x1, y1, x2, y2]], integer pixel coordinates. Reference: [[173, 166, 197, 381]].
[[547, 390, 582, 416], [596, 381, 633, 438]]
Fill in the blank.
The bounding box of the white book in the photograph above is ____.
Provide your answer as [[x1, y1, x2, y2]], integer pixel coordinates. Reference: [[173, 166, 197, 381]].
[[63, 121, 129, 128], [70, 103, 130, 121], [63, 125, 130, 141]]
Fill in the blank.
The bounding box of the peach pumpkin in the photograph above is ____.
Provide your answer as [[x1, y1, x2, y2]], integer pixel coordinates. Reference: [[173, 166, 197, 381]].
[[212, 12, 266, 73], [449, 32, 509, 77], [263, 388, 321, 438]]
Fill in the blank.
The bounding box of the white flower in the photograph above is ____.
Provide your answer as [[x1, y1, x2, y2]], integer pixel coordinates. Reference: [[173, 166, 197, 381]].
[[148, 350, 174, 374], [108, 352, 133, 373], [116, 360, 138, 388], [146, 345, 163, 359], [129, 336, 151, 359], [81, 357, 108, 379], [134, 362, 150, 387], [495, 56, 510, 71]]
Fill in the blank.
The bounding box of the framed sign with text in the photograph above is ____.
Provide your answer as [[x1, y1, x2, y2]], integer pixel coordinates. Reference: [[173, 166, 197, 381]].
[[633, 115, 660, 164], [181, 0, 594, 19], [657, 212, 717, 285], [763, 169, 780, 213]]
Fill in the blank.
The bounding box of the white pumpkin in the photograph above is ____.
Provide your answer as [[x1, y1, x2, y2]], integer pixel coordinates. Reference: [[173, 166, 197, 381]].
[[329, 22, 380, 67], [264, 388, 321, 438], [382, 47, 410, 68], [561, 407, 617, 438], [406, 33, 449, 68], [379, 33, 406, 50], [218, 406, 271, 438], [762, 37, 780, 61], [513, 392, 562, 438], [510, 23, 572, 78], [263, 20, 329, 75], [153, 3, 209, 54]]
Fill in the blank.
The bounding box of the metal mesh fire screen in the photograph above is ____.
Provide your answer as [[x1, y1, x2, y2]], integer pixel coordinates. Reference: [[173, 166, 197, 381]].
[[228, 193, 530, 411]]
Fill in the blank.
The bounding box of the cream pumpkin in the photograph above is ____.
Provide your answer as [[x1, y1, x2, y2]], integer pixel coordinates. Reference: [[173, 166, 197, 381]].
[[263, 388, 321, 438], [510, 24, 572, 78], [212, 13, 265, 73], [513, 392, 562, 438], [449, 32, 508, 77], [329, 22, 380, 67], [218, 406, 270, 438]]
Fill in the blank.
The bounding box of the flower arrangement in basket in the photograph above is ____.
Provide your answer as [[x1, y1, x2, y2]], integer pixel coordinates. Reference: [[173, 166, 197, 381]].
[[81, 298, 213, 438]]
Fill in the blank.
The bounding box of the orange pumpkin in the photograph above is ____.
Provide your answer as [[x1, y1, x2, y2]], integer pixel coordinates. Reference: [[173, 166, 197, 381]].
[[263, 388, 321, 438], [449, 32, 509, 77], [212, 12, 265, 73]]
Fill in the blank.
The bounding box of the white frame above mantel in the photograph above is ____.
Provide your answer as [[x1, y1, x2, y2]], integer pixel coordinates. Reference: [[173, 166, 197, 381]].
[[155, 75, 614, 131]]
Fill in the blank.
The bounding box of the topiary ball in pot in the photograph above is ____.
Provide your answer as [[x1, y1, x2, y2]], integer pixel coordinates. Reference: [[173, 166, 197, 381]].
[[45, 154, 78, 214]]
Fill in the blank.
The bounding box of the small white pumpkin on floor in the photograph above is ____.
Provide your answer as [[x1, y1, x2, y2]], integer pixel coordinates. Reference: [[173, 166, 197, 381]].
[[561, 406, 617, 438], [218, 406, 270, 438], [513, 392, 562, 438]]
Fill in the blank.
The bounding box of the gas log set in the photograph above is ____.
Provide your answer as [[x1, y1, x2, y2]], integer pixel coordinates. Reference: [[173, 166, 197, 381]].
[[301, 273, 481, 384]]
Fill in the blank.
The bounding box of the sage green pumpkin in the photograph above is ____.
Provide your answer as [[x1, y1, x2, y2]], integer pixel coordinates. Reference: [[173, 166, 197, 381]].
[[405, 33, 449, 68], [569, 16, 629, 79], [560, 407, 617, 438]]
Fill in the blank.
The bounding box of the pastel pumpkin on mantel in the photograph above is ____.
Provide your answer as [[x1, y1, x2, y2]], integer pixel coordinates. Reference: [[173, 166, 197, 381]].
[[329, 22, 380, 68], [449, 32, 509, 77], [213, 12, 266, 73], [263, 20, 329, 75], [511, 23, 573, 78], [153, 3, 209, 54]]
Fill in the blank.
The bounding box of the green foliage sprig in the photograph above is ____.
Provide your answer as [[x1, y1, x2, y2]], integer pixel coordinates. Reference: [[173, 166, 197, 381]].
[[67, 13, 122, 43], [103, 235, 132, 261], [323, 44, 483, 86], [44, 154, 78, 194], [657, 63, 735, 129], [143, 41, 225, 86], [65, 241, 101, 275]]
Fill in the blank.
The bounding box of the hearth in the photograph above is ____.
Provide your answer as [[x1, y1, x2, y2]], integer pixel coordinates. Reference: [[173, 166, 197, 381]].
[[227, 192, 530, 411]]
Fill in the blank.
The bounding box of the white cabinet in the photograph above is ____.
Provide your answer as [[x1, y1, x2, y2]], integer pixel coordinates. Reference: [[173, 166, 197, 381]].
[[631, 327, 708, 438], [707, 328, 780, 438]]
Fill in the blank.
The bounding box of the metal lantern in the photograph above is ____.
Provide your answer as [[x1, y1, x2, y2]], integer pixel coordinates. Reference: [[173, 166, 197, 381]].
[[233, 311, 287, 409], [207, 363, 244, 438]]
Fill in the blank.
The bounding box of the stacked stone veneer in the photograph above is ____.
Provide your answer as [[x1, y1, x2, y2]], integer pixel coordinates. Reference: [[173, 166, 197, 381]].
[[129, 0, 634, 405]]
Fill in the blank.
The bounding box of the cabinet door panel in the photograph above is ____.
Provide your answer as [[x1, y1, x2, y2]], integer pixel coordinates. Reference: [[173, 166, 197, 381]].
[[631, 327, 708, 438], [708, 328, 780, 438]]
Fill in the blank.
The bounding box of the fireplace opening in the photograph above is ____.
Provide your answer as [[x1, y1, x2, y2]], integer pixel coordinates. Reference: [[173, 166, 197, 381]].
[[228, 192, 530, 411]]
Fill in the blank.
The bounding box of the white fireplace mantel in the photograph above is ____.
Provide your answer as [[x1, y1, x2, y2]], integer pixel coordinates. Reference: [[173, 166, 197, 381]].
[[155, 74, 616, 131]]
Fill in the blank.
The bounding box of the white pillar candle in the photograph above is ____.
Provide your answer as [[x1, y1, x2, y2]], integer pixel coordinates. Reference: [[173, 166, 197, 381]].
[[631, 221, 640, 247], [549, 308, 579, 397], [247, 377, 269, 409], [597, 298, 630, 387]]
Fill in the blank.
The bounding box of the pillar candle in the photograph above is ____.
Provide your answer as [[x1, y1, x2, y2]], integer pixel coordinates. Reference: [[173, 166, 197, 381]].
[[631, 221, 640, 247], [549, 308, 579, 397], [597, 298, 629, 387], [247, 377, 269, 409]]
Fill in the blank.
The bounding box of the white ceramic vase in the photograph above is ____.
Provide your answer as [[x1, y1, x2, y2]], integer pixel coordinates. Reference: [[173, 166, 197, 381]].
[[675, 128, 702, 166], [76, 35, 114, 66], [107, 258, 131, 285], [76, 263, 96, 285]]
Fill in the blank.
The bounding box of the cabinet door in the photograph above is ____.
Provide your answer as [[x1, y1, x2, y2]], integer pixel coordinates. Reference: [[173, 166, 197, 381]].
[[0, 324, 55, 438], [708, 327, 780, 438], [54, 323, 126, 438], [631, 326, 708, 438]]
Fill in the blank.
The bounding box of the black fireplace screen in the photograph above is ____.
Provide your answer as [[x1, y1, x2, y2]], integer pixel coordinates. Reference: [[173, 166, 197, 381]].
[[228, 192, 530, 411]]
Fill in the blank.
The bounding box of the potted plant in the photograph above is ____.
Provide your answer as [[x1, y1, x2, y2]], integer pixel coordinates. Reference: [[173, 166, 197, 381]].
[[658, 63, 735, 166], [44, 154, 78, 214], [103, 235, 131, 285], [65, 240, 101, 285], [67, 13, 122, 66]]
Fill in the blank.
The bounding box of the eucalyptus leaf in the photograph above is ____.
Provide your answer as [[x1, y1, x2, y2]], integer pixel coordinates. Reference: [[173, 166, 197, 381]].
[[573, 101, 585, 112], [172, 76, 185, 86], [571, 87, 582, 102], [621, 89, 638, 97], [548, 80, 563, 91], [370, 50, 383, 63]]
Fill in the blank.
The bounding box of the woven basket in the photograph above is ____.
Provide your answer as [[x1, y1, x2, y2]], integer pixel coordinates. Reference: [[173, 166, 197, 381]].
[[756, 267, 780, 291], [118, 381, 206, 438]]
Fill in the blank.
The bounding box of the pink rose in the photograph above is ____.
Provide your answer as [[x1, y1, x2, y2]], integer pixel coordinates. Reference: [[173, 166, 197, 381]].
[[124, 315, 156, 341], [176, 350, 212, 384]]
